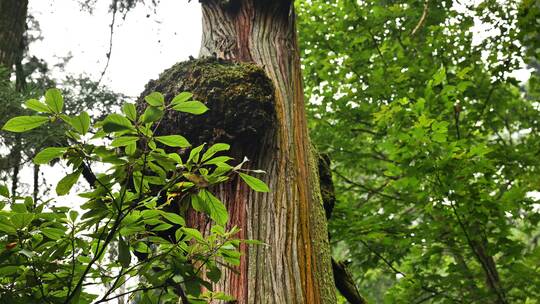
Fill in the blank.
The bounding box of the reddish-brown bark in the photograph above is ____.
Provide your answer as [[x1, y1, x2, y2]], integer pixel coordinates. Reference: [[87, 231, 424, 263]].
[[194, 1, 336, 303]]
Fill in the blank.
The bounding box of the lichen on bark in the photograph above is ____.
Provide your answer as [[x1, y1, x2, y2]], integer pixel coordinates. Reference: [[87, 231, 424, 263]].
[[137, 57, 276, 152]]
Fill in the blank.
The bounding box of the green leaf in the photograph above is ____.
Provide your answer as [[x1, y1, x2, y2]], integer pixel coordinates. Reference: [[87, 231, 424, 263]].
[[431, 121, 449, 133], [167, 153, 183, 164], [45, 88, 64, 113], [181, 227, 204, 242], [41, 227, 66, 240], [2, 116, 49, 132], [111, 136, 139, 147], [172, 100, 208, 115], [432, 65, 446, 86], [145, 92, 165, 107], [133, 242, 150, 253], [68, 111, 91, 134], [69, 210, 79, 222], [202, 143, 230, 162], [192, 190, 228, 225], [0, 266, 20, 276], [207, 264, 222, 283], [171, 92, 193, 104], [141, 106, 163, 123], [10, 213, 34, 229], [203, 156, 233, 166], [188, 144, 205, 164], [0, 184, 9, 198], [122, 103, 137, 121], [239, 173, 269, 192], [0, 221, 16, 234], [12, 203, 27, 213], [34, 147, 66, 164], [25, 99, 51, 113], [56, 170, 82, 196], [162, 212, 186, 226], [103, 114, 134, 133], [155, 135, 190, 148], [125, 142, 137, 155], [152, 223, 173, 231], [118, 235, 131, 268]]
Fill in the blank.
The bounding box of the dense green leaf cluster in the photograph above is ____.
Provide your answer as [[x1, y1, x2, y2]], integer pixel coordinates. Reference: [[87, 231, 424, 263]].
[[0, 89, 267, 303], [298, 0, 540, 303]]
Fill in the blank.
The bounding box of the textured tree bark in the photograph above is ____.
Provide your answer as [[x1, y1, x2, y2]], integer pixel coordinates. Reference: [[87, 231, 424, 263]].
[[196, 1, 336, 303], [0, 0, 28, 76]]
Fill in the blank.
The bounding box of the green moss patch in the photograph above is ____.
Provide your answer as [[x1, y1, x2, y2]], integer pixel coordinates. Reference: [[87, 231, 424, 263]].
[[137, 57, 276, 149]]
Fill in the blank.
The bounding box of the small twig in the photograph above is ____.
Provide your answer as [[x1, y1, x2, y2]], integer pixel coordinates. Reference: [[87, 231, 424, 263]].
[[334, 170, 404, 202], [96, 0, 118, 87], [411, 0, 429, 36]]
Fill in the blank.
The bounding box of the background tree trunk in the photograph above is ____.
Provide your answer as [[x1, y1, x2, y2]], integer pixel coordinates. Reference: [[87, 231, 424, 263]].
[[0, 0, 28, 75], [197, 1, 336, 303], [0, 0, 28, 198]]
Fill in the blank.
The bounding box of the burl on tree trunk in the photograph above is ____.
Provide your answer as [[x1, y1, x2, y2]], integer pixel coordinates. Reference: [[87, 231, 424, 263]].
[[138, 0, 336, 303]]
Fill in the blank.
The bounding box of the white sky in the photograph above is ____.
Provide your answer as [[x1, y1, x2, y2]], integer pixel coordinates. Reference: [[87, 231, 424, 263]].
[[29, 0, 202, 97], [15, 1, 203, 199]]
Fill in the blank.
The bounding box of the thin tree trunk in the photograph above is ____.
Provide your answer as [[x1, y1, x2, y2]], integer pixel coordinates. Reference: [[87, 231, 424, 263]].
[[196, 1, 336, 303], [10, 138, 21, 198], [0, 0, 28, 75], [33, 164, 39, 206]]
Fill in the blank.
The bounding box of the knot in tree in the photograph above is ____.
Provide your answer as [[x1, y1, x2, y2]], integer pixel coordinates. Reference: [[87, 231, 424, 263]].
[[137, 57, 276, 156]]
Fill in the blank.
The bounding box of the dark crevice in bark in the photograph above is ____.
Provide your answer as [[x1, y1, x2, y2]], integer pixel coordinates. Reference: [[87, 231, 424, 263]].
[[318, 154, 367, 304]]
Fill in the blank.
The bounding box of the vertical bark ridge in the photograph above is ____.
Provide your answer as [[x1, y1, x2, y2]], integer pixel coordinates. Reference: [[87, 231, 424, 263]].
[[199, 1, 335, 303]]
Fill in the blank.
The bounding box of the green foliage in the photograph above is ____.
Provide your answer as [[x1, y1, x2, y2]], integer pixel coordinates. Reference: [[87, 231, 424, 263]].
[[0, 71, 128, 198], [0, 90, 268, 303], [299, 0, 540, 303]]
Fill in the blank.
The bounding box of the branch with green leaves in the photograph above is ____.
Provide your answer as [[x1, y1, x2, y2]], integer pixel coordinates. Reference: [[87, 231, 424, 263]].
[[0, 88, 268, 303]]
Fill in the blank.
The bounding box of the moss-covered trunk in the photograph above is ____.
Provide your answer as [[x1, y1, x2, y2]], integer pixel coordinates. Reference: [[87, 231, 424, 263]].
[[140, 0, 335, 302], [197, 1, 335, 303]]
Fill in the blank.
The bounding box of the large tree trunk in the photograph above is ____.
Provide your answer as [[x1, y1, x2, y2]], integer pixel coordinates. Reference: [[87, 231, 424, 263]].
[[198, 1, 335, 303], [0, 0, 28, 75]]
